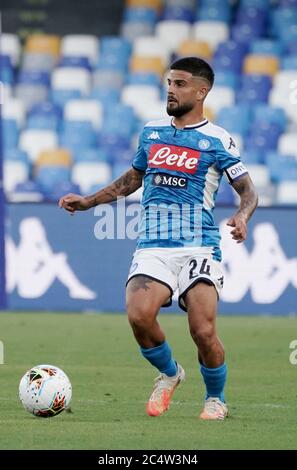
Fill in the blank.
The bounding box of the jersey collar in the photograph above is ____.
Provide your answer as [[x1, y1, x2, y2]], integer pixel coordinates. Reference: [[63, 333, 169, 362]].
[[171, 118, 208, 130]]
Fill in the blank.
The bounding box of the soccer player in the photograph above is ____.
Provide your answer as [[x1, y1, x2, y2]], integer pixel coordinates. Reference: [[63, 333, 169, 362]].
[[59, 57, 258, 420]]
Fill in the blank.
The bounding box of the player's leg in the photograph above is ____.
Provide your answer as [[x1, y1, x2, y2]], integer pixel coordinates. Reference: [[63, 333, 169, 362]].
[[179, 255, 227, 420], [184, 282, 228, 420], [126, 256, 185, 416]]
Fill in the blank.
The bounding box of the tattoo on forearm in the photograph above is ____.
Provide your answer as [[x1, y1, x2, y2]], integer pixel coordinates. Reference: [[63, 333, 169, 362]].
[[128, 276, 154, 293], [85, 168, 144, 207], [232, 175, 258, 221]]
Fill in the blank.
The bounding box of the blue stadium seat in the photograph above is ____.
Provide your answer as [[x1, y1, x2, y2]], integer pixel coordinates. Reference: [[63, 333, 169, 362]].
[[59, 56, 92, 70], [18, 70, 50, 86], [266, 152, 297, 182], [214, 41, 247, 73], [4, 148, 29, 164], [36, 166, 71, 193], [96, 53, 129, 72], [51, 89, 82, 107], [214, 71, 240, 89], [13, 180, 45, 202], [216, 105, 251, 136], [237, 75, 272, 103], [241, 150, 263, 164], [215, 179, 236, 205], [112, 162, 132, 179], [163, 6, 195, 22], [72, 148, 108, 163], [100, 37, 132, 60], [282, 55, 297, 69], [127, 72, 161, 87], [250, 39, 285, 57], [0, 54, 14, 84], [2, 119, 19, 149], [232, 23, 263, 43], [60, 121, 97, 148], [124, 8, 158, 24], [90, 88, 120, 107], [46, 181, 81, 201], [30, 101, 62, 119], [253, 105, 287, 131], [197, 5, 231, 23]]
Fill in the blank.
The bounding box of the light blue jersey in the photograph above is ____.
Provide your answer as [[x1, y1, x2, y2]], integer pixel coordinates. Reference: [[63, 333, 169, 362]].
[[132, 117, 248, 260]]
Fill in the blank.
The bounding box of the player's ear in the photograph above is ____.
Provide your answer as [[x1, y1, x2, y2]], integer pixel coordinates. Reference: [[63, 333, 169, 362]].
[[196, 85, 208, 101]]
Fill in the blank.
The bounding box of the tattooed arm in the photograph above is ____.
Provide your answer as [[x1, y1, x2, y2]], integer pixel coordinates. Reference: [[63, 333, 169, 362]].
[[226, 174, 258, 243], [59, 167, 144, 213]]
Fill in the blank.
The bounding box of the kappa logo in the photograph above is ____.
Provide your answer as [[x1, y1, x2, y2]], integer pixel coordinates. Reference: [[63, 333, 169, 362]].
[[152, 173, 188, 188], [148, 131, 160, 140]]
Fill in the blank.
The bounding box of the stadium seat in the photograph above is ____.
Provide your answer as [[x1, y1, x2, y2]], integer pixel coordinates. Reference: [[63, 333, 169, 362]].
[[163, 5, 195, 23], [36, 149, 72, 168], [277, 181, 297, 204], [61, 35, 99, 66], [64, 99, 103, 130], [11, 180, 44, 203], [36, 166, 71, 194], [133, 36, 170, 65], [2, 119, 19, 150], [4, 161, 30, 193], [93, 69, 125, 90], [156, 20, 191, 52], [126, 0, 162, 9], [0, 33, 21, 65], [15, 83, 49, 112], [216, 105, 251, 136], [71, 162, 112, 194], [2, 98, 26, 128], [205, 86, 235, 114], [25, 35, 60, 58], [177, 40, 212, 59], [19, 129, 58, 163], [121, 21, 155, 40], [192, 21, 229, 50], [121, 84, 160, 117], [22, 52, 56, 72], [59, 56, 92, 70], [130, 55, 165, 76], [278, 133, 297, 157], [243, 55, 279, 76], [52, 67, 91, 95], [60, 121, 97, 149], [51, 89, 82, 108]]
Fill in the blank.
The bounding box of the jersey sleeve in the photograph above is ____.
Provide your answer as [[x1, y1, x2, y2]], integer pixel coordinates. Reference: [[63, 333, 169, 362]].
[[216, 130, 248, 183], [132, 131, 147, 172]]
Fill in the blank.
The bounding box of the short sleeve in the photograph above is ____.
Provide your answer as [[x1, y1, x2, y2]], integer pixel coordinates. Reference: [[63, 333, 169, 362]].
[[216, 130, 248, 183], [132, 131, 147, 172]]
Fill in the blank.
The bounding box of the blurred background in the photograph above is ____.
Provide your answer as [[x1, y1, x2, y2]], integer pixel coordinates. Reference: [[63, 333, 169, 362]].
[[0, 0, 296, 314]]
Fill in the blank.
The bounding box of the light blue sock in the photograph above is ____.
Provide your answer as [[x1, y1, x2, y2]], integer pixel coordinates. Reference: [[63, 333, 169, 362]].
[[140, 341, 178, 377], [200, 363, 227, 402]]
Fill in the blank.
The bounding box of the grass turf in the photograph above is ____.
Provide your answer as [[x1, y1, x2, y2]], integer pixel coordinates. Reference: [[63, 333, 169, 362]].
[[0, 312, 296, 450]]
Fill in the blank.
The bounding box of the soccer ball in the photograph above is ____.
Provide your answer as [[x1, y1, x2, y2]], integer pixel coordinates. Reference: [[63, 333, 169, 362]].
[[19, 364, 72, 418]]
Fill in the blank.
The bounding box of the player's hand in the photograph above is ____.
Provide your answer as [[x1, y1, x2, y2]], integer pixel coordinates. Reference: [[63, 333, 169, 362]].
[[58, 193, 90, 214], [226, 213, 247, 243]]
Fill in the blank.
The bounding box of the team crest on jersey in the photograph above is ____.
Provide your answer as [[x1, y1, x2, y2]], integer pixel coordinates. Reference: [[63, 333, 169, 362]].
[[198, 139, 210, 150], [148, 144, 200, 174]]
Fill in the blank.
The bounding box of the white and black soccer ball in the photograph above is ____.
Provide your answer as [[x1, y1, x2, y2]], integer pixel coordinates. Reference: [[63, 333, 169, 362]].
[[19, 364, 72, 418]]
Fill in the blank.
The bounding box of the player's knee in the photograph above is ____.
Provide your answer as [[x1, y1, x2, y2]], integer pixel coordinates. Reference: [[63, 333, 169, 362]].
[[126, 303, 154, 330], [190, 323, 215, 346]]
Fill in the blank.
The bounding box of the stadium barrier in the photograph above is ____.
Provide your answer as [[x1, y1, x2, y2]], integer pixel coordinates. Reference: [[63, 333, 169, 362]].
[[6, 203, 297, 314]]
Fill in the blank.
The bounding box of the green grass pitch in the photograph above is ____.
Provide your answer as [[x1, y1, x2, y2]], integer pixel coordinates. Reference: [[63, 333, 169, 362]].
[[0, 312, 296, 450]]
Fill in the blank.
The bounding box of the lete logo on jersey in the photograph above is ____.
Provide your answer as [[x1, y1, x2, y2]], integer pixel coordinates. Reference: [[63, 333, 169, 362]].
[[148, 144, 200, 174]]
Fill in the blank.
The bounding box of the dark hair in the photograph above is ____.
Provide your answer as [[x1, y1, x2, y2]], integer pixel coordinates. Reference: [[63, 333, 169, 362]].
[[170, 57, 214, 88]]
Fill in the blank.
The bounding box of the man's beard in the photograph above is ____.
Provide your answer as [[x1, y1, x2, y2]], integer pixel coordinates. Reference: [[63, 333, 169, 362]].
[[166, 101, 194, 117]]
